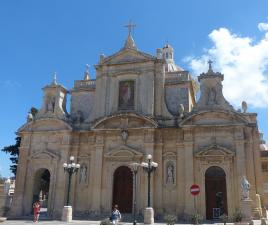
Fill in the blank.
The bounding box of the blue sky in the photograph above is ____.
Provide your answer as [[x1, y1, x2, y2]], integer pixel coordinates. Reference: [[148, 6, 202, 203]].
[[1, 0, 268, 177]]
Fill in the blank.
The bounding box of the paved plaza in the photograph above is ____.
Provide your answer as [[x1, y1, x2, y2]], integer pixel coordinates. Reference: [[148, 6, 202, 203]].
[[0, 220, 167, 225], [0, 221, 230, 225]]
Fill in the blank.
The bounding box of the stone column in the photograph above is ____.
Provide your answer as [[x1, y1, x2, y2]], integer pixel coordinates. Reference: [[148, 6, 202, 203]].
[[235, 139, 247, 196], [183, 140, 195, 216], [248, 127, 263, 218], [91, 139, 104, 213], [9, 147, 29, 217], [176, 142, 185, 215], [153, 142, 163, 215]]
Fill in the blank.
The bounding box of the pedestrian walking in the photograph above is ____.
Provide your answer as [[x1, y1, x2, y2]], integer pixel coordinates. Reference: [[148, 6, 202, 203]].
[[33, 201, 41, 222], [110, 204, 121, 225]]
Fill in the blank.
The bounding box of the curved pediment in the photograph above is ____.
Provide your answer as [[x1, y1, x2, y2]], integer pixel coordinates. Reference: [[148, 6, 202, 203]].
[[180, 110, 248, 127], [92, 113, 157, 130], [104, 145, 143, 161], [101, 48, 155, 65], [18, 118, 72, 133], [195, 144, 235, 158]]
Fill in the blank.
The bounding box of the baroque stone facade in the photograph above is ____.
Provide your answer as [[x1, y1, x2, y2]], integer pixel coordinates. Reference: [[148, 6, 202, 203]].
[[10, 32, 267, 220]]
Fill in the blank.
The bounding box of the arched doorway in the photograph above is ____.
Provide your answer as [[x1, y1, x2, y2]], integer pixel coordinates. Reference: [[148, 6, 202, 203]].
[[205, 166, 227, 219], [113, 166, 133, 213], [32, 169, 50, 214]]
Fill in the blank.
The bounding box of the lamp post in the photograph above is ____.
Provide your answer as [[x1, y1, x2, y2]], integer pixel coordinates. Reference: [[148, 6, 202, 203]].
[[130, 162, 140, 225], [141, 154, 158, 225], [62, 156, 80, 222]]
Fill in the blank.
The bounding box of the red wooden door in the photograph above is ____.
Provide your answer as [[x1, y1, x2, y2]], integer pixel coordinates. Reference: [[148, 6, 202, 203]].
[[205, 166, 228, 220], [113, 166, 133, 213]]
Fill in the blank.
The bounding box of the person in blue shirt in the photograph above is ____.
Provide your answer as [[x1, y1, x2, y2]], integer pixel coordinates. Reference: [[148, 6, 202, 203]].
[[110, 204, 121, 225]]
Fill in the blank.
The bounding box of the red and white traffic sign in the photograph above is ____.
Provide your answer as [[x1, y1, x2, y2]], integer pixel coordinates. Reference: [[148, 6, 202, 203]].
[[190, 184, 200, 196]]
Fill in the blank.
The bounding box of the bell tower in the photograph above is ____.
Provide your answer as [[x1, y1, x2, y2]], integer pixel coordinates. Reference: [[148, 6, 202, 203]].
[[194, 60, 234, 111], [36, 73, 69, 120]]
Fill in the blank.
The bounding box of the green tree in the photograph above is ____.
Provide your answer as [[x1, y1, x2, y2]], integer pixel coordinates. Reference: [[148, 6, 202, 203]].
[[1, 107, 38, 177], [1, 136, 21, 176]]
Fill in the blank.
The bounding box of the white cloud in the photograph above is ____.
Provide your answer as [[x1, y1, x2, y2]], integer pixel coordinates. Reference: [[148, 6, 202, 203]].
[[186, 24, 268, 108], [258, 22, 268, 32]]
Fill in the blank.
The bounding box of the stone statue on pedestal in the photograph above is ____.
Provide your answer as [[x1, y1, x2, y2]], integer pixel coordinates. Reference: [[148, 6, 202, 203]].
[[241, 176, 250, 199]]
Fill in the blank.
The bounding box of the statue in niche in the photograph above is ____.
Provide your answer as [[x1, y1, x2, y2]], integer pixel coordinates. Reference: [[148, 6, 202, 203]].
[[241, 175, 250, 199], [79, 165, 87, 184], [121, 129, 128, 143], [166, 163, 175, 184], [207, 88, 217, 105], [46, 96, 56, 113]]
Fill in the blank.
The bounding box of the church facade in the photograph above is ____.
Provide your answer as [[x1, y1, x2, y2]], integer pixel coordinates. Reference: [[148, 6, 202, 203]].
[[10, 32, 267, 220]]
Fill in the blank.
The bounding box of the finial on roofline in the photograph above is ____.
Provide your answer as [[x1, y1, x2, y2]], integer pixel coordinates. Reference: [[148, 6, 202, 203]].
[[123, 20, 137, 50], [52, 72, 57, 85], [84, 64, 90, 80]]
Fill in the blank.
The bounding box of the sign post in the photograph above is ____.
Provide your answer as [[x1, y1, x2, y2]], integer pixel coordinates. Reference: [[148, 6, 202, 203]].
[[190, 184, 200, 215]]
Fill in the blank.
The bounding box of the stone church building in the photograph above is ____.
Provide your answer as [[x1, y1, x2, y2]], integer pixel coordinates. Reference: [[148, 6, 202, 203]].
[[10, 31, 267, 220]]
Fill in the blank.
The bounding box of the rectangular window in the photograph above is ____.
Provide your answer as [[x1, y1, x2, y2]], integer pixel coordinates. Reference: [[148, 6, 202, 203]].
[[118, 80, 135, 110], [262, 163, 268, 172]]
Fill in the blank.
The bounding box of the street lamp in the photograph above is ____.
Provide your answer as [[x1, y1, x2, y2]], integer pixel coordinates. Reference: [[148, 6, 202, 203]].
[[130, 162, 140, 225], [141, 154, 158, 207], [63, 156, 80, 206], [141, 154, 158, 225]]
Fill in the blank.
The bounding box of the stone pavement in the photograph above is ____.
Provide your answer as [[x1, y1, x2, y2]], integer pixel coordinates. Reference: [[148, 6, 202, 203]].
[[0, 220, 170, 225], [0, 220, 232, 225]]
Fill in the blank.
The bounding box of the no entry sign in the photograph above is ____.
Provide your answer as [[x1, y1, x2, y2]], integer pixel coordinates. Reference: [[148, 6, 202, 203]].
[[190, 184, 200, 196]]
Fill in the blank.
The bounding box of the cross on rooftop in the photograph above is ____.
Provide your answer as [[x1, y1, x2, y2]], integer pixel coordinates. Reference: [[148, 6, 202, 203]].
[[208, 59, 213, 71], [124, 20, 136, 36]]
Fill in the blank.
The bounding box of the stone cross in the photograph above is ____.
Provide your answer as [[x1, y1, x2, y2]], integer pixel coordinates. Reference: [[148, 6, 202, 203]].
[[124, 20, 136, 36], [208, 60, 213, 71]]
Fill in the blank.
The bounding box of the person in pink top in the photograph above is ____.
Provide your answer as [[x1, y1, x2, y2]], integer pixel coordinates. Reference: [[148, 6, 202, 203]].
[[33, 201, 41, 222]]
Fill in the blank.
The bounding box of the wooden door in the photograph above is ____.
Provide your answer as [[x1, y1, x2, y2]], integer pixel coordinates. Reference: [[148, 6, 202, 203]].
[[205, 166, 228, 220], [113, 166, 133, 213]]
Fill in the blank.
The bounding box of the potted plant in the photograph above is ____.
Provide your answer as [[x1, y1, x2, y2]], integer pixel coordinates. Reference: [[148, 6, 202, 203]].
[[100, 218, 112, 225], [219, 213, 229, 225], [232, 209, 249, 225], [191, 213, 203, 225], [164, 214, 177, 225]]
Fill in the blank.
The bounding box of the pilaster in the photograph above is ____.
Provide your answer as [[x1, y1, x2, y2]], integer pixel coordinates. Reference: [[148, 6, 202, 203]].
[[183, 140, 195, 216], [9, 146, 29, 217], [153, 142, 163, 215], [91, 134, 104, 213], [235, 138, 247, 201], [176, 142, 184, 214]]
